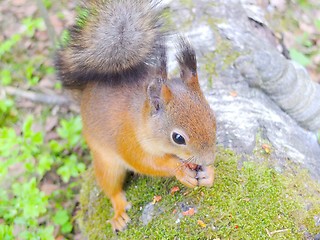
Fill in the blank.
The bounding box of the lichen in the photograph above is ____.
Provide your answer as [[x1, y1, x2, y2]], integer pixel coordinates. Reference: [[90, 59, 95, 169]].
[[201, 17, 241, 88], [77, 148, 320, 239], [179, 0, 194, 9]]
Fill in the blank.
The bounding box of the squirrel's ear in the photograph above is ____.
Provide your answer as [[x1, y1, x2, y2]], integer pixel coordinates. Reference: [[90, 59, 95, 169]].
[[176, 37, 200, 91], [147, 79, 164, 114], [147, 79, 172, 114]]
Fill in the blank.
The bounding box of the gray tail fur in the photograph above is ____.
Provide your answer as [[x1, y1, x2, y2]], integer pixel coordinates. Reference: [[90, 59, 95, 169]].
[[55, 0, 165, 89]]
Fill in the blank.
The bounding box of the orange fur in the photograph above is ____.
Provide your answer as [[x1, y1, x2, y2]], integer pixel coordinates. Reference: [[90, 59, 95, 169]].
[[80, 77, 216, 232], [56, 0, 216, 233]]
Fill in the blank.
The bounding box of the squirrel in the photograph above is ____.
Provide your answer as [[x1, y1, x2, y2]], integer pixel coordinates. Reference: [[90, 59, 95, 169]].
[[55, 0, 216, 232]]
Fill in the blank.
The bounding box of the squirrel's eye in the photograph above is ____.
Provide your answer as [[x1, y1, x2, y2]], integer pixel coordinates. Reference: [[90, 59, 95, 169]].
[[172, 132, 186, 145]]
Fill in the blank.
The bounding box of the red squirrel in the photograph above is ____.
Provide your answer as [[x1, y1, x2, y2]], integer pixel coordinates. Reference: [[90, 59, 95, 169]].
[[55, 0, 216, 232]]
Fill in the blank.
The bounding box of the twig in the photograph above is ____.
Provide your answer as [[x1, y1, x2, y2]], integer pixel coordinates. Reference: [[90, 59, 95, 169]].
[[3, 86, 71, 106], [266, 228, 289, 237], [271, 229, 289, 235], [35, 0, 57, 47], [266, 228, 272, 238]]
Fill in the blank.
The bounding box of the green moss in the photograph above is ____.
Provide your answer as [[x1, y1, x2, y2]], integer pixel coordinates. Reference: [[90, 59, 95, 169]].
[[202, 51, 218, 88], [201, 17, 241, 88], [179, 0, 194, 9], [161, 8, 175, 33], [77, 149, 320, 239]]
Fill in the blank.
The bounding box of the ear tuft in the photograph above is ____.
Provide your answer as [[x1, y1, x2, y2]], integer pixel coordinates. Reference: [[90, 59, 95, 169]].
[[176, 37, 197, 74], [176, 36, 200, 91]]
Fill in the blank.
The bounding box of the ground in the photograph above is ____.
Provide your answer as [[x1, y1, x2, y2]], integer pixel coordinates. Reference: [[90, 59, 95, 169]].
[[78, 149, 320, 239]]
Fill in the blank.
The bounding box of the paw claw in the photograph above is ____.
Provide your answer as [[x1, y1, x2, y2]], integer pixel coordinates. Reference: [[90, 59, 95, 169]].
[[111, 211, 131, 232], [110, 193, 131, 232]]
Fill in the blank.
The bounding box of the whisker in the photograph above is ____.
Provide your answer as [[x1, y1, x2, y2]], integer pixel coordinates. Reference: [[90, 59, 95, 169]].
[[171, 155, 196, 174]]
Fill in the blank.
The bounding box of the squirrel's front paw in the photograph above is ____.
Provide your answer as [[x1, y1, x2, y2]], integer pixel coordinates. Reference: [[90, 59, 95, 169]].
[[110, 210, 131, 233], [109, 192, 132, 232], [175, 164, 198, 188], [197, 165, 214, 187]]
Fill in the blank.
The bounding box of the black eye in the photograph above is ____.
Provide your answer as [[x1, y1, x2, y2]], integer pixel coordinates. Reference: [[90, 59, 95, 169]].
[[172, 132, 186, 145]]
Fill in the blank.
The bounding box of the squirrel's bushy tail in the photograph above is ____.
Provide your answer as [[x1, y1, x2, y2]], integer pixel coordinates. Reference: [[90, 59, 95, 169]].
[[55, 0, 164, 88]]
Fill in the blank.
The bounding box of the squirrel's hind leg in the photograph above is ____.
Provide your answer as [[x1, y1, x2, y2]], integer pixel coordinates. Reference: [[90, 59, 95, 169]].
[[91, 148, 131, 232]]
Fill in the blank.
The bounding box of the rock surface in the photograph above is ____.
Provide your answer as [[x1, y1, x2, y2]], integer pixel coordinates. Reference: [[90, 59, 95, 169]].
[[166, 0, 320, 181], [77, 1, 320, 238]]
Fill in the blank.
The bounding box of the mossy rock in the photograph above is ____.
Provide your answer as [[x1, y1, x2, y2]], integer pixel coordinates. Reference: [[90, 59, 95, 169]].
[[77, 150, 320, 239]]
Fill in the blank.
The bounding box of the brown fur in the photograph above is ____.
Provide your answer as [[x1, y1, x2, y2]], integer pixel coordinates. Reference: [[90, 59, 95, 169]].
[[80, 69, 216, 231], [56, 0, 216, 232]]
